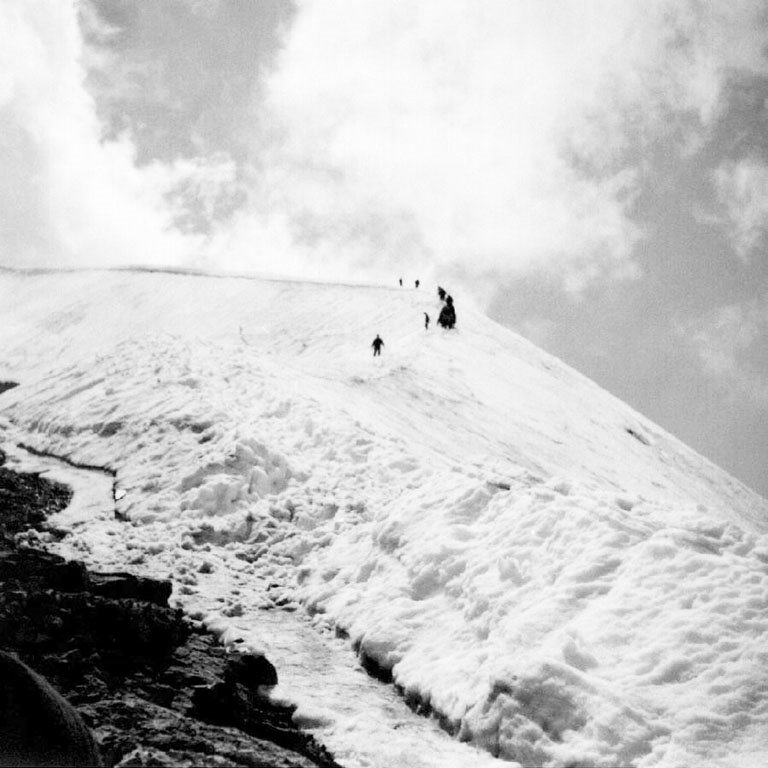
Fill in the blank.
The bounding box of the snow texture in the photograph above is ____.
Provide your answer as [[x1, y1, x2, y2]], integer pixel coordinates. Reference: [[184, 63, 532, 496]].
[[1, 268, 767, 768]]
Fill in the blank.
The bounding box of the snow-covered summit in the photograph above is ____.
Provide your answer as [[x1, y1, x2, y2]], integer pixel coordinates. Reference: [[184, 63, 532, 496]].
[[1, 267, 767, 767]]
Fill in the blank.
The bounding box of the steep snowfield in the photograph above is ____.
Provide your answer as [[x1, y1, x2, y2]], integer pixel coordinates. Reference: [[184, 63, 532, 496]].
[[1, 267, 767, 768]]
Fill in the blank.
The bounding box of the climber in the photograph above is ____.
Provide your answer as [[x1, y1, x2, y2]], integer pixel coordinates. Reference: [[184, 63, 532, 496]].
[[438, 298, 456, 329], [371, 334, 384, 357]]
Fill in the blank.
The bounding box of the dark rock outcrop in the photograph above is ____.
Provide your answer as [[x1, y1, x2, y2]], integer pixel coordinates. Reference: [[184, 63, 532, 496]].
[[0, 465, 72, 537], [0, 460, 341, 767], [88, 572, 172, 606], [0, 650, 102, 767], [192, 653, 329, 760]]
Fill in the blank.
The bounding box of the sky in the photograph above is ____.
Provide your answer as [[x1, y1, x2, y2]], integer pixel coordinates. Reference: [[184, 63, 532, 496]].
[[0, 0, 767, 497]]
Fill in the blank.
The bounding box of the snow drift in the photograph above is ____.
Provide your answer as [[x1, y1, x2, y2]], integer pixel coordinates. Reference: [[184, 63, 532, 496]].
[[1, 267, 767, 768]]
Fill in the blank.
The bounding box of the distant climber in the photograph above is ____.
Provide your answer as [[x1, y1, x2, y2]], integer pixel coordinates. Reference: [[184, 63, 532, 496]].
[[437, 286, 446, 301], [415, 279, 420, 288], [424, 312, 430, 330], [399, 278, 403, 286], [371, 334, 384, 357], [438, 296, 456, 329]]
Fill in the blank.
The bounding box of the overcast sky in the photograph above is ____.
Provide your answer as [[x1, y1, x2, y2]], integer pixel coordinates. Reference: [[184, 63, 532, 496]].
[[1, 0, 767, 497]]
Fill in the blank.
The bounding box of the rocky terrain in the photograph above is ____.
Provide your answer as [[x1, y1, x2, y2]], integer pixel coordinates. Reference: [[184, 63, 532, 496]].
[[0, 441, 341, 767]]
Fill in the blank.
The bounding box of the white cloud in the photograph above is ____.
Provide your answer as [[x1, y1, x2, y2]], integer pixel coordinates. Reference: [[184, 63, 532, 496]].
[[3, 0, 768, 289], [714, 160, 768, 260], [221, 1, 642, 283], [0, 0, 197, 267], [204, 0, 768, 291], [683, 299, 768, 404]]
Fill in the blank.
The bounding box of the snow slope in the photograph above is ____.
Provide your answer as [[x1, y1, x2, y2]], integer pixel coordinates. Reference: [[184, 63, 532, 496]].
[[1, 267, 767, 768]]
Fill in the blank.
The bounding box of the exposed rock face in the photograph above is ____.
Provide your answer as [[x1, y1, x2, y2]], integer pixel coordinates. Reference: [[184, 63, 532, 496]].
[[88, 573, 173, 606], [0, 463, 73, 536], [0, 461, 341, 767], [0, 650, 102, 767]]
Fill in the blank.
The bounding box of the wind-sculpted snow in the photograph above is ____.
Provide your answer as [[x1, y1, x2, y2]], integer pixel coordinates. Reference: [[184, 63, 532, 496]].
[[1, 268, 767, 767]]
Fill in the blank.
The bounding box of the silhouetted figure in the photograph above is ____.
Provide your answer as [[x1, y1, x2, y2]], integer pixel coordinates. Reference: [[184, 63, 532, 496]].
[[371, 334, 384, 356], [415, 279, 420, 288], [0, 650, 102, 767], [399, 278, 403, 286], [424, 312, 430, 329], [437, 286, 446, 301], [438, 297, 456, 329]]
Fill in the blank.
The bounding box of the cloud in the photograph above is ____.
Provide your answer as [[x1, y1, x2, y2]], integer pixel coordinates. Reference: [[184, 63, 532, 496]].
[[205, 0, 768, 291], [216, 1, 644, 284], [2, 0, 768, 289], [155, 153, 244, 234], [0, 0, 198, 268], [714, 159, 768, 260], [682, 298, 768, 405]]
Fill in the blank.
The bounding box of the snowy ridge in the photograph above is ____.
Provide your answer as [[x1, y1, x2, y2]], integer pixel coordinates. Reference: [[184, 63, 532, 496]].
[[1, 268, 767, 767]]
